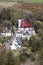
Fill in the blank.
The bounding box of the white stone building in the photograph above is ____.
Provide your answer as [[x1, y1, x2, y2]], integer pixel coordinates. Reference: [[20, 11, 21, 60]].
[[1, 27, 12, 37], [16, 18, 35, 40]]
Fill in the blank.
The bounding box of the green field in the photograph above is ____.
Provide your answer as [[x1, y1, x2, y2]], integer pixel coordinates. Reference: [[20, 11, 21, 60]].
[[25, 0, 43, 3], [0, 0, 43, 3]]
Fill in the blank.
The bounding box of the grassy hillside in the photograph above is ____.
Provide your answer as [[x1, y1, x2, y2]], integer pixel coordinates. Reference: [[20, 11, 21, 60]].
[[25, 0, 43, 3], [0, 0, 43, 3]]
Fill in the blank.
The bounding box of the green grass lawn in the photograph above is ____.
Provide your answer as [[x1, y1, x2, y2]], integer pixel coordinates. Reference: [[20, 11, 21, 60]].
[[25, 0, 43, 3]]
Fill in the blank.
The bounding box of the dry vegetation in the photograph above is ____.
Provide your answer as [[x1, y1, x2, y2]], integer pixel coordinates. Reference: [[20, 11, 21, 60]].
[[11, 2, 43, 16], [0, 2, 43, 65], [0, 2, 17, 8]]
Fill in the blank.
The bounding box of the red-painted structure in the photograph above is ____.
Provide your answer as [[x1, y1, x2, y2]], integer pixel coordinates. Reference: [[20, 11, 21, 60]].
[[21, 19, 32, 28]]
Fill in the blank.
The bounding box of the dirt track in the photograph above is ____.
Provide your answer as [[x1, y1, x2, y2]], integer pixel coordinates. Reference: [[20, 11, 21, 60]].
[[21, 59, 39, 65]]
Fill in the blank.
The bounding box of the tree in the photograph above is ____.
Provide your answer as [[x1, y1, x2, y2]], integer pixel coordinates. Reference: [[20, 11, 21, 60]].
[[33, 23, 39, 33], [29, 36, 41, 52], [1, 8, 11, 20], [38, 29, 43, 38]]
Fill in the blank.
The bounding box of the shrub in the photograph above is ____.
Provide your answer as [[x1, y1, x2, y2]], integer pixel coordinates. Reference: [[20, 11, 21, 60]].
[[29, 36, 41, 52], [7, 51, 20, 65], [30, 54, 35, 62], [33, 23, 39, 33], [19, 53, 26, 62]]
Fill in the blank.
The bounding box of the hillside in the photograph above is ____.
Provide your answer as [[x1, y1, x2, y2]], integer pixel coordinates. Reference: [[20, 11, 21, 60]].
[[11, 2, 43, 16], [25, 0, 43, 3], [0, 2, 43, 31], [0, 2, 43, 65], [0, 0, 43, 3]]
